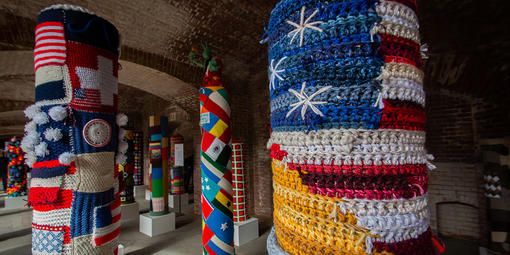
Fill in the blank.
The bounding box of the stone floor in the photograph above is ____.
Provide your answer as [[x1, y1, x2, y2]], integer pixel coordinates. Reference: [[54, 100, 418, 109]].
[[0, 193, 484, 255]]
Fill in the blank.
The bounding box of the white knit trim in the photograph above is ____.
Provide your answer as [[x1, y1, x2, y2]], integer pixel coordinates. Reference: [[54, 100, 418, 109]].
[[40, 4, 95, 15]]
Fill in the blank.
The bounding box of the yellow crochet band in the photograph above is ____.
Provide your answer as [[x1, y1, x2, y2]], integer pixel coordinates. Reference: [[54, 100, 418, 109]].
[[271, 160, 393, 254]]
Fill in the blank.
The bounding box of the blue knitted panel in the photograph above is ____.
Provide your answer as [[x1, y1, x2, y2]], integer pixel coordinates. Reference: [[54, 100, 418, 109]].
[[36, 106, 72, 162], [267, 0, 383, 132], [70, 189, 114, 238]]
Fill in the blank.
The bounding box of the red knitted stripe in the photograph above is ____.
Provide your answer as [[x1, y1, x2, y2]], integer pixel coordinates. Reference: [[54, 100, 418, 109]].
[[381, 99, 425, 130], [374, 228, 433, 255], [32, 189, 73, 211], [298, 169, 428, 200], [379, 34, 422, 69], [289, 163, 428, 176]]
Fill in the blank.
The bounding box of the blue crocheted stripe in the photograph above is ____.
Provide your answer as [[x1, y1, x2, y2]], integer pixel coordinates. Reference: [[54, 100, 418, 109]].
[[267, 0, 377, 42], [270, 80, 381, 112], [70, 188, 115, 238], [36, 106, 72, 162], [32, 165, 69, 179], [271, 56, 383, 97], [271, 105, 381, 130], [269, 17, 379, 62], [268, 1, 380, 49]]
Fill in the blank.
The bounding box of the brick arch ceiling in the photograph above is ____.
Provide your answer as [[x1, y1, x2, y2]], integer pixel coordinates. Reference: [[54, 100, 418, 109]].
[[0, 0, 278, 85]]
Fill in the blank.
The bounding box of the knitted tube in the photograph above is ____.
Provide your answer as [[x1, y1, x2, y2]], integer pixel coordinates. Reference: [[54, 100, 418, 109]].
[[6, 137, 27, 197], [149, 116, 170, 216], [133, 131, 144, 186], [200, 58, 234, 255], [26, 5, 121, 254], [170, 133, 185, 194], [231, 142, 249, 222], [265, 0, 433, 254], [119, 129, 135, 204]]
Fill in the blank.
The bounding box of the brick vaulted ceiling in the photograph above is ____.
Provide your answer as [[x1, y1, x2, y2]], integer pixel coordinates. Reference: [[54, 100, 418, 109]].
[[0, 0, 508, 134]]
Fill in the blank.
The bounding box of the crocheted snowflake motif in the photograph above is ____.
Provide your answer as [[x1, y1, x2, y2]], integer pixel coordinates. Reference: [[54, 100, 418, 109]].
[[287, 6, 323, 46], [286, 82, 331, 119], [269, 56, 287, 91]]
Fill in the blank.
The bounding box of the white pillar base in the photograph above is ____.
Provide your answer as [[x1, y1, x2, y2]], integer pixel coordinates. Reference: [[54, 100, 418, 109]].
[[134, 185, 148, 198], [234, 217, 259, 246], [118, 244, 125, 255], [145, 189, 151, 200], [121, 202, 139, 222], [168, 193, 189, 213], [4, 196, 28, 209], [139, 212, 175, 237]]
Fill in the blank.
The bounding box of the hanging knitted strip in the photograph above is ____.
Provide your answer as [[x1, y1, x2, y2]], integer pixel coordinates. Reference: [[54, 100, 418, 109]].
[[265, 0, 435, 254], [231, 142, 249, 222], [170, 133, 185, 194], [133, 131, 144, 186], [120, 129, 135, 204], [200, 58, 234, 255], [149, 116, 170, 216], [23, 5, 122, 255], [6, 137, 27, 197]]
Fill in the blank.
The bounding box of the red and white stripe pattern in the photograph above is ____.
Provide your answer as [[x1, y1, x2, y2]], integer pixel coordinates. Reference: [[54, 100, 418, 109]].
[[231, 142, 249, 222], [34, 22, 66, 70], [92, 195, 121, 247]]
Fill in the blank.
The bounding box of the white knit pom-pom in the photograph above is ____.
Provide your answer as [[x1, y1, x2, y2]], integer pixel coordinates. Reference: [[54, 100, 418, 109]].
[[48, 105, 67, 121], [24, 104, 41, 119], [35, 142, 50, 157], [58, 152, 76, 165], [115, 153, 127, 165], [44, 127, 63, 142], [25, 152, 37, 167], [118, 128, 127, 141], [118, 140, 128, 153], [21, 135, 35, 153], [116, 113, 128, 127], [22, 131, 41, 149], [24, 121, 37, 133], [33, 112, 50, 125]]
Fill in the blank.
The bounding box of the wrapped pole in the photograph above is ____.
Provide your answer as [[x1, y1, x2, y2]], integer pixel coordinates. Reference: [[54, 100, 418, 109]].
[[120, 130, 135, 204], [170, 133, 185, 194], [6, 136, 26, 197], [199, 54, 234, 254], [22, 4, 122, 254], [264, 0, 436, 254], [231, 142, 248, 222], [149, 116, 169, 215], [133, 131, 144, 186]]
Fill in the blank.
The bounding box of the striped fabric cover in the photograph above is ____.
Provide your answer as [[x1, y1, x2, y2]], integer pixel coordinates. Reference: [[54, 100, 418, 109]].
[[231, 142, 249, 222], [264, 1, 437, 254], [200, 58, 234, 255], [23, 4, 122, 255]]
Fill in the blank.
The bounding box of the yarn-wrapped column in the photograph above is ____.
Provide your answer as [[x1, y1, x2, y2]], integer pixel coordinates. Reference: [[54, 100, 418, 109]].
[[120, 129, 135, 204], [133, 131, 144, 186], [231, 142, 248, 222], [170, 133, 185, 194], [6, 137, 27, 197], [22, 4, 122, 254], [149, 116, 169, 215], [265, 0, 435, 254], [200, 58, 234, 255]]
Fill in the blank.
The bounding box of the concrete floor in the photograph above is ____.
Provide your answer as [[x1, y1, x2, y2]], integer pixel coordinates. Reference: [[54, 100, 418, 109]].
[[0, 194, 272, 255], [0, 194, 486, 255]]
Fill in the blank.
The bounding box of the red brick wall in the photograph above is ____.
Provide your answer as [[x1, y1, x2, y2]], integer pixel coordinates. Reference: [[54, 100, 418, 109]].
[[425, 88, 509, 242]]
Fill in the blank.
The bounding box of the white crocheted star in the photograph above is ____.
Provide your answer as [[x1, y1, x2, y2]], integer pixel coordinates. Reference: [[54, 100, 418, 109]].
[[286, 82, 331, 119], [269, 57, 287, 91], [287, 6, 323, 46]]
